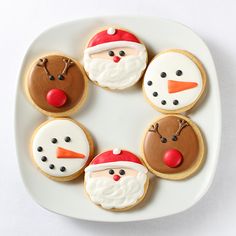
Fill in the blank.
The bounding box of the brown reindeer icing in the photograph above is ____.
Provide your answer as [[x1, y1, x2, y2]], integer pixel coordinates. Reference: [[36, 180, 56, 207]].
[[143, 115, 200, 175], [27, 55, 86, 115]]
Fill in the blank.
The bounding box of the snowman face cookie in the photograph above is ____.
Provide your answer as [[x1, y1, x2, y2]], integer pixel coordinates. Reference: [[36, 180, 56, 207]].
[[142, 115, 204, 180], [143, 50, 206, 113], [83, 27, 148, 90], [84, 149, 149, 211], [26, 55, 87, 116], [31, 118, 93, 181]]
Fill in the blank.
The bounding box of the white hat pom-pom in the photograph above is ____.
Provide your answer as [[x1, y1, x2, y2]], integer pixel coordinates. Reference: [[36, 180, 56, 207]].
[[113, 148, 121, 155], [107, 27, 116, 35]]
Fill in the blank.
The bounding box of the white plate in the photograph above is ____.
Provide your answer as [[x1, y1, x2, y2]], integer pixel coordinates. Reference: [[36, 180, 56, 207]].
[[15, 16, 221, 222]]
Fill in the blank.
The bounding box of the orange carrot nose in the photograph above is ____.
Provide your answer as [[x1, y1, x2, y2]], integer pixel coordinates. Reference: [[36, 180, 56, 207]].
[[168, 80, 198, 93], [56, 147, 85, 159]]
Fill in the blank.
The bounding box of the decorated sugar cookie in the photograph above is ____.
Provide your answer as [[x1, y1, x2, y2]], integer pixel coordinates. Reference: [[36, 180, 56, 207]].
[[26, 54, 87, 116], [142, 115, 204, 180], [83, 27, 148, 90], [31, 118, 93, 181], [84, 148, 149, 211], [143, 49, 206, 113]]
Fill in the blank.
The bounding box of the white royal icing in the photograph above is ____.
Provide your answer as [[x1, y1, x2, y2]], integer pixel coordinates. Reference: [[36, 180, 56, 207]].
[[83, 42, 147, 90], [32, 119, 90, 177], [143, 51, 203, 110], [112, 148, 121, 155], [107, 27, 116, 35], [85, 171, 147, 209]]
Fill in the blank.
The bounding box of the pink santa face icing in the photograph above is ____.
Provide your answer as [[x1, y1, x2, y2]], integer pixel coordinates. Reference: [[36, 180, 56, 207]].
[[83, 27, 148, 90], [84, 148, 148, 210], [91, 168, 138, 179]]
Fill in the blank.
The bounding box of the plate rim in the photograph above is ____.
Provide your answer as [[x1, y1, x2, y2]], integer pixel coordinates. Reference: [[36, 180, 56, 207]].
[[14, 15, 222, 222]]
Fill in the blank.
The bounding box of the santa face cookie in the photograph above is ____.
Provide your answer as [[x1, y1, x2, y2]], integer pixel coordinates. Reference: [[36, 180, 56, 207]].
[[142, 115, 204, 180], [26, 55, 87, 116], [83, 27, 148, 90], [143, 49, 206, 113], [84, 149, 149, 211], [31, 118, 93, 181]]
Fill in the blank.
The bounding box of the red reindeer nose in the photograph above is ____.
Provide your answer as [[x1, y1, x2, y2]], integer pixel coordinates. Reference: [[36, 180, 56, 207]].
[[163, 149, 183, 168], [46, 89, 67, 107], [113, 56, 121, 63], [113, 175, 121, 181]]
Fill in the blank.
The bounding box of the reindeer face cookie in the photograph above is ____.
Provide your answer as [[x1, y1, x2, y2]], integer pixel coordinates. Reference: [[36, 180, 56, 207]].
[[31, 118, 93, 181], [26, 55, 87, 116], [84, 149, 149, 211], [142, 115, 204, 180], [143, 49, 206, 113], [83, 27, 148, 90]]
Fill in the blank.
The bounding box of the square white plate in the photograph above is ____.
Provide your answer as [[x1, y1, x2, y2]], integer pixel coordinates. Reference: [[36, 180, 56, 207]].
[[15, 16, 221, 222]]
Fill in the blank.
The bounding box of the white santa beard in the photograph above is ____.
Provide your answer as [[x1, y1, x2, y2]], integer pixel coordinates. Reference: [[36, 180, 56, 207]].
[[83, 49, 147, 89], [85, 172, 147, 209]]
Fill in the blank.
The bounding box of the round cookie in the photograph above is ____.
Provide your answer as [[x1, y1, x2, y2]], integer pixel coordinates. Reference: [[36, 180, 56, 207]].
[[25, 54, 87, 117], [31, 118, 93, 181], [142, 115, 204, 180], [143, 49, 207, 113], [84, 148, 149, 211], [83, 27, 148, 90]]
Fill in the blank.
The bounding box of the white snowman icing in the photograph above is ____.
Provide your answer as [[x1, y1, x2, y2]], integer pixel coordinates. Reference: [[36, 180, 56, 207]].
[[32, 119, 90, 178], [143, 50, 204, 111]]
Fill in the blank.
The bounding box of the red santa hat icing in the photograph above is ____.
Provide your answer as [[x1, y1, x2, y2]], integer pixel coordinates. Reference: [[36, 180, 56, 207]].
[[85, 27, 145, 55], [85, 148, 148, 173]]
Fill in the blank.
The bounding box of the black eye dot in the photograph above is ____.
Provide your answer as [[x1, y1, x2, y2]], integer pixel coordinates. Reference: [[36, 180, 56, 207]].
[[108, 51, 115, 56], [147, 81, 152, 86], [119, 50, 125, 56], [64, 136, 71, 142], [60, 166, 66, 172], [49, 75, 55, 80], [161, 100, 166, 105], [172, 135, 178, 141], [51, 138, 57, 144], [160, 72, 167, 78], [37, 146, 43, 152], [109, 169, 114, 175], [49, 164, 55, 169], [161, 137, 167, 143], [58, 74, 64, 80], [153, 92, 158, 97], [41, 156, 47, 162], [176, 70, 183, 76], [173, 100, 179, 105], [119, 169, 125, 175]]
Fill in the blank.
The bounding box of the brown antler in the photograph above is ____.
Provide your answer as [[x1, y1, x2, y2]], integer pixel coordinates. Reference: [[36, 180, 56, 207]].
[[37, 58, 50, 76], [61, 58, 74, 75], [149, 123, 163, 138], [175, 119, 188, 136]]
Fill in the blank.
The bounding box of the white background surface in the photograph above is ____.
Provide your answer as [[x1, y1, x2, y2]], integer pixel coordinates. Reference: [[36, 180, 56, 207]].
[[0, 0, 235, 235]]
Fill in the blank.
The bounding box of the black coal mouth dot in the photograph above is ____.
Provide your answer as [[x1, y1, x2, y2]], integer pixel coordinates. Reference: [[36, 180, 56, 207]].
[[161, 100, 166, 105], [41, 156, 47, 162], [49, 164, 55, 169], [173, 100, 179, 105], [37, 146, 43, 152], [153, 91, 158, 97]]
